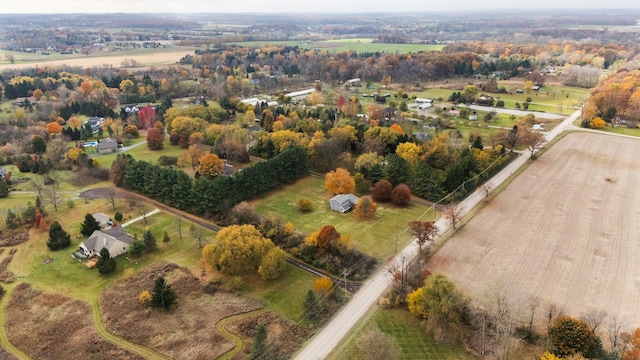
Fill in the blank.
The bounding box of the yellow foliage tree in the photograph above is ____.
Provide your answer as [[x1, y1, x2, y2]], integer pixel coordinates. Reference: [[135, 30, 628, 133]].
[[325, 167, 355, 195], [138, 290, 151, 306], [407, 287, 425, 318], [178, 145, 207, 169], [197, 153, 224, 179], [258, 247, 288, 280], [540, 351, 562, 360], [33, 88, 43, 101], [589, 117, 606, 129], [201, 224, 274, 275], [313, 277, 334, 299], [65, 147, 83, 163], [396, 142, 421, 166]]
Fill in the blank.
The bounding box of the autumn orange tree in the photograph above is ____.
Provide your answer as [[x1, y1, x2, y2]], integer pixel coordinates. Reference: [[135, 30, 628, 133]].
[[354, 196, 377, 220], [589, 117, 606, 129], [146, 128, 164, 150], [197, 153, 224, 179], [313, 277, 334, 299], [306, 225, 342, 255], [622, 328, 640, 360], [325, 167, 355, 195], [45, 121, 62, 136], [178, 145, 207, 169]]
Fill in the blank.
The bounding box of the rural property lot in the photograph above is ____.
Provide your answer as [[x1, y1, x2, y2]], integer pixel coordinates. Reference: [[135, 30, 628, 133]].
[[428, 131, 640, 326]]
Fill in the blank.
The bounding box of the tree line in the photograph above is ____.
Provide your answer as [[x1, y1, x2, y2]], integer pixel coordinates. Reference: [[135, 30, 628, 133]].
[[114, 145, 308, 217]]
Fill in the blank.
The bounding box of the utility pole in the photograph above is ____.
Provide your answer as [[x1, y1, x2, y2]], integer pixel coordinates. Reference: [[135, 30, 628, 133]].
[[341, 269, 348, 295]]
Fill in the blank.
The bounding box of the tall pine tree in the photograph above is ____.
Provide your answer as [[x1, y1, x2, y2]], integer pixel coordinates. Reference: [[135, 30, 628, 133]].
[[150, 277, 176, 310], [81, 213, 101, 237], [47, 221, 71, 250]]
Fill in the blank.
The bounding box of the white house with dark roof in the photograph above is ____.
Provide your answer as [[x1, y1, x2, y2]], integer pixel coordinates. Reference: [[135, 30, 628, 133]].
[[79, 226, 133, 258], [329, 194, 359, 213]]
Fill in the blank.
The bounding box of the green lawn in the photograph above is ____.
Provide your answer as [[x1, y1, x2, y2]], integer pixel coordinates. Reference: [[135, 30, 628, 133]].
[[242, 264, 318, 324], [412, 85, 590, 116], [92, 141, 183, 169], [229, 39, 444, 54], [9, 204, 205, 302], [332, 308, 477, 360], [252, 177, 439, 260]]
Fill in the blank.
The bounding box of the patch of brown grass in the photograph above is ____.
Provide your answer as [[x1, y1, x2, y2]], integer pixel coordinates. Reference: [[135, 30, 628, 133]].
[[228, 311, 313, 359], [99, 262, 264, 360], [5, 283, 143, 360]]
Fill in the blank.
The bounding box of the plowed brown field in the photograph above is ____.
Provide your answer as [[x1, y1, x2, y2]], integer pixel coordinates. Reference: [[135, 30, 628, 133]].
[[428, 132, 640, 326]]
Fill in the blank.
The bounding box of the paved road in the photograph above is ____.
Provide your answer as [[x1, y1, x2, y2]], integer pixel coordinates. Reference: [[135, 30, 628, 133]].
[[465, 104, 566, 119], [293, 109, 582, 360]]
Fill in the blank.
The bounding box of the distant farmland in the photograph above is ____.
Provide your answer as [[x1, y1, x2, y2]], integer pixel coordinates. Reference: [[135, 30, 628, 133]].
[[229, 38, 444, 53], [428, 132, 640, 328]]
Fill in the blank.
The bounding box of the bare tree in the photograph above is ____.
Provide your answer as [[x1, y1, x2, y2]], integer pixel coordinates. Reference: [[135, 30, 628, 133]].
[[478, 280, 524, 360], [189, 224, 206, 248], [607, 315, 626, 350], [409, 221, 438, 253], [481, 183, 492, 202], [545, 303, 565, 332], [581, 309, 607, 335], [176, 216, 183, 239], [355, 327, 401, 360], [443, 204, 463, 230], [526, 294, 540, 338], [104, 188, 117, 209], [43, 187, 62, 211], [4, 54, 15, 64], [520, 129, 547, 157], [28, 177, 44, 198]]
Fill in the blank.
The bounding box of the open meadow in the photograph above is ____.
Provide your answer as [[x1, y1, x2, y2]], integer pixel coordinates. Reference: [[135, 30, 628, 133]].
[[427, 131, 640, 327]]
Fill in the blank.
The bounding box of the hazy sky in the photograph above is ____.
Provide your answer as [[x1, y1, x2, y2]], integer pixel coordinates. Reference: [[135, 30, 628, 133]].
[[3, 0, 640, 14]]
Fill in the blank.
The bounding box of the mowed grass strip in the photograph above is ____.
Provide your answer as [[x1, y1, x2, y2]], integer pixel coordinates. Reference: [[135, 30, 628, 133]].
[[332, 307, 477, 360], [252, 176, 439, 260]]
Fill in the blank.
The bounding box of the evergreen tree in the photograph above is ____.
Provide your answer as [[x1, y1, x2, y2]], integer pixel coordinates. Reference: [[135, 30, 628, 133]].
[[129, 239, 146, 257], [0, 180, 7, 198], [163, 230, 171, 243], [47, 221, 71, 250], [143, 230, 157, 250], [150, 277, 177, 310], [80, 213, 101, 237], [96, 248, 117, 274]]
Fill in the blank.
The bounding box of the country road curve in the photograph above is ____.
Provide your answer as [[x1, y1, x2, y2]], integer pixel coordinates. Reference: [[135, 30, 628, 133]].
[[292, 109, 582, 360]]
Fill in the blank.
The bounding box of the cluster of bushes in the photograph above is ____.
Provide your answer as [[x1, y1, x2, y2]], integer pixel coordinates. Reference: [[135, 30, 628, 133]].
[[14, 155, 53, 175], [2, 202, 42, 230], [117, 145, 308, 218]]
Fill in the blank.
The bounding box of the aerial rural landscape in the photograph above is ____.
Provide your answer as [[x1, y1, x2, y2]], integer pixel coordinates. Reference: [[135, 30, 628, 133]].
[[1, 3, 640, 359]]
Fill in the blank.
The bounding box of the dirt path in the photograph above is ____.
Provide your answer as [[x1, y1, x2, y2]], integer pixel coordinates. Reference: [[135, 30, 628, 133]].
[[216, 308, 269, 360], [0, 287, 30, 360], [91, 299, 173, 360]]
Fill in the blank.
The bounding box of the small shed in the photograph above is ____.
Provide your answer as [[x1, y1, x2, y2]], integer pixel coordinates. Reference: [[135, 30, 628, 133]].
[[329, 194, 359, 213]]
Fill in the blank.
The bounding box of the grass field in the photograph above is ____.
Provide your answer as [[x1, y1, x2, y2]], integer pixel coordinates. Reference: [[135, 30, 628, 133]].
[[93, 140, 183, 169], [413, 84, 589, 116], [252, 177, 439, 260], [331, 307, 476, 359], [228, 38, 444, 53]]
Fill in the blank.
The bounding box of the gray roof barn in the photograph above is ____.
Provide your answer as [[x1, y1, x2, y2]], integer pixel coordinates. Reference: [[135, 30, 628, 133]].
[[329, 194, 359, 213]]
